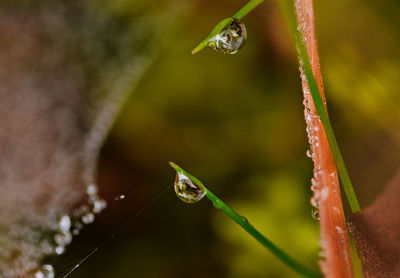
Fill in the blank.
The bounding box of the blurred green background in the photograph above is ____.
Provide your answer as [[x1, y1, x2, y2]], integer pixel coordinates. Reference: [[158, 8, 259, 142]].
[[55, 0, 400, 277]]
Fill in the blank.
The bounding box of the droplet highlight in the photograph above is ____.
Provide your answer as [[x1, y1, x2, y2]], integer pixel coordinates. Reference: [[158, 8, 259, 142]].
[[54, 231, 72, 246], [92, 199, 107, 214], [310, 177, 319, 191], [174, 173, 205, 203], [212, 199, 224, 210], [209, 18, 247, 54], [58, 215, 71, 233], [81, 212, 95, 224], [310, 196, 319, 208], [115, 195, 125, 201], [311, 208, 320, 220], [55, 245, 65, 255], [35, 264, 54, 278], [86, 184, 98, 196]]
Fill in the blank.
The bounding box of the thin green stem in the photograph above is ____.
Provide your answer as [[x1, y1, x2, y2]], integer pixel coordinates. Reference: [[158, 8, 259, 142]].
[[205, 190, 321, 278], [233, 0, 265, 19], [192, 0, 264, 54], [282, 2, 361, 213], [169, 162, 321, 278]]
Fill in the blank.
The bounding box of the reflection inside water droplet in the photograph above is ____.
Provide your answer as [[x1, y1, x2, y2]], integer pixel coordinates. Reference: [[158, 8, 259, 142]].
[[311, 208, 320, 220], [209, 18, 247, 54], [174, 173, 205, 203]]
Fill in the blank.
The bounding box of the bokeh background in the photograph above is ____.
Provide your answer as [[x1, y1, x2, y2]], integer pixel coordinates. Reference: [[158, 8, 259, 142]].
[[46, 0, 400, 277]]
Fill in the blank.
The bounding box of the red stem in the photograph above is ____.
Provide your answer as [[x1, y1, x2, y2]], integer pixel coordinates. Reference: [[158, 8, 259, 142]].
[[294, 0, 354, 277]]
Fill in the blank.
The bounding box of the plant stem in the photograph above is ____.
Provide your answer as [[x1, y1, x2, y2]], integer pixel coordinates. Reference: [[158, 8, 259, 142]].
[[233, 0, 265, 19], [169, 162, 321, 278], [205, 190, 321, 278], [284, 2, 361, 213], [298, 41, 361, 213]]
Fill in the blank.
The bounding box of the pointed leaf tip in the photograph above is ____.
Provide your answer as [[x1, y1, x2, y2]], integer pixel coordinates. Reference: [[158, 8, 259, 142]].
[[169, 161, 180, 171], [191, 43, 206, 55]]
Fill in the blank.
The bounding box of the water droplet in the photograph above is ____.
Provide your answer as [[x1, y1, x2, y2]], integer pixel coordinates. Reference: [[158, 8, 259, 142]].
[[174, 173, 205, 203], [310, 178, 319, 191], [35, 264, 54, 278], [332, 206, 340, 214], [212, 199, 224, 209], [320, 187, 329, 201], [335, 226, 344, 234], [81, 212, 95, 224], [209, 18, 247, 54], [241, 216, 249, 223], [306, 149, 313, 158], [92, 199, 107, 214], [114, 195, 125, 201], [58, 215, 71, 233], [310, 196, 319, 207], [311, 208, 320, 220], [54, 232, 72, 246], [55, 245, 65, 255], [86, 184, 98, 196]]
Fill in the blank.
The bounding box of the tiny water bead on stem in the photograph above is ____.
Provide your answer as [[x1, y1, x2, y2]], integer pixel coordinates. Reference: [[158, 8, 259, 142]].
[[169, 162, 321, 278], [282, 1, 360, 213]]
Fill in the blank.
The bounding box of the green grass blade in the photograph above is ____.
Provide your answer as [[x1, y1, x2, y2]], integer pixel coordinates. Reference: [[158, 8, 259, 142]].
[[170, 162, 322, 278], [233, 0, 265, 19]]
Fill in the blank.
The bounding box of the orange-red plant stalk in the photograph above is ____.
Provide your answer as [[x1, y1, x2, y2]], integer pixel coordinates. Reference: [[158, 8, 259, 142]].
[[294, 0, 353, 277]]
